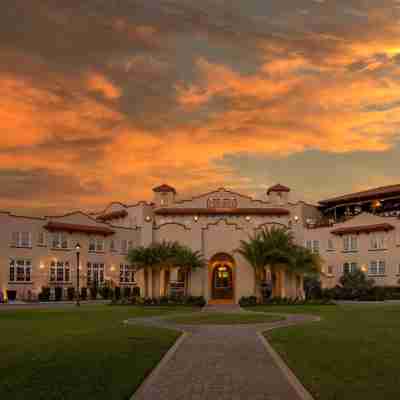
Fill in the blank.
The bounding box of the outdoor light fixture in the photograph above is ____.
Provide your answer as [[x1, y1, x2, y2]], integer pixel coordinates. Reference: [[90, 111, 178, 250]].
[[194, 215, 199, 222], [145, 215, 152, 222], [245, 216, 251, 221], [75, 243, 81, 306], [361, 265, 368, 273], [294, 215, 299, 222]]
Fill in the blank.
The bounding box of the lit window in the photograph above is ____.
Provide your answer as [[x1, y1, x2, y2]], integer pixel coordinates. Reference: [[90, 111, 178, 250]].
[[49, 261, 70, 282], [87, 263, 105, 286], [119, 264, 135, 283], [9, 259, 32, 282]]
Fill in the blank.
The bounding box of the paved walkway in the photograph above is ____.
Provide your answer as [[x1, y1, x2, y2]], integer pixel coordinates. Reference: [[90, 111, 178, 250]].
[[128, 308, 319, 400]]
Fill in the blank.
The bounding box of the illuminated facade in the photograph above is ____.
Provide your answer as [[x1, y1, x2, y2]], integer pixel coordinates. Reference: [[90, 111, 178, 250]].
[[1, 183, 400, 302]]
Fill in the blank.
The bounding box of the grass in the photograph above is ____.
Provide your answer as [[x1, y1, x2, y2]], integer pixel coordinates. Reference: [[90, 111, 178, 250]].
[[168, 311, 284, 325], [0, 304, 198, 400], [249, 304, 400, 400]]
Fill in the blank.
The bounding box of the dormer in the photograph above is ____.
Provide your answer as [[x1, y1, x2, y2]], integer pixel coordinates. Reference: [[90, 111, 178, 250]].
[[267, 183, 290, 205], [153, 184, 176, 207]]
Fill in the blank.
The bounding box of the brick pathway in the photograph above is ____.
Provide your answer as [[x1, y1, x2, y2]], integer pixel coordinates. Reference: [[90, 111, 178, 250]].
[[128, 308, 319, 400]]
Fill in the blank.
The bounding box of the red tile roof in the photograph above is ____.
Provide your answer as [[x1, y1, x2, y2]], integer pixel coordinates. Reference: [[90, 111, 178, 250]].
[[319, 184, 400, 206], [44, 222, 115, 236], [153, 184, 176, 194], [267, 184, 290, 195], [96, 209, 128, 221], [331, 223, 395, 235], [155, 208, 290, 216]]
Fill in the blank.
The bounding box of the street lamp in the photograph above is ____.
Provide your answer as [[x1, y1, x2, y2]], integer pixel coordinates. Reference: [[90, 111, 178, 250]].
[[76, 243, 81, 306]]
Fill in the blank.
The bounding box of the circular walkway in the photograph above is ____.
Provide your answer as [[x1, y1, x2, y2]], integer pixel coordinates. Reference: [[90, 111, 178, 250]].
[[127, 307, 319, 400]]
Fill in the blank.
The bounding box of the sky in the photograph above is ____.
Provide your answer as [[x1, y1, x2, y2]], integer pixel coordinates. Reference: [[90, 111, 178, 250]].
[[2, 0, 400, 215]]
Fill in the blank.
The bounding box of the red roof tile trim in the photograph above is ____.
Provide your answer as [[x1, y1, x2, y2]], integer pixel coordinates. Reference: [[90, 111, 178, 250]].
[[267, 184, 291, 195], [153, 184, 176, 193], [44, 222, 115, 236], [155, 208, 290, 216], [96, 210, 128, 221], [331, 223, 395, 235]]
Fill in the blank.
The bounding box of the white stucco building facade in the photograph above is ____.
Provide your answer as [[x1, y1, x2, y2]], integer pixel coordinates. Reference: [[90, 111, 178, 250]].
[[2, 183, 400, 303]]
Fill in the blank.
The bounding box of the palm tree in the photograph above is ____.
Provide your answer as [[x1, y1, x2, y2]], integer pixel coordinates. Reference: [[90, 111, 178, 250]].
[[236, 232, 266, 298], [290, 245, 322, 275], [172, 245, 205, 295], [127, 241, 205, 297]]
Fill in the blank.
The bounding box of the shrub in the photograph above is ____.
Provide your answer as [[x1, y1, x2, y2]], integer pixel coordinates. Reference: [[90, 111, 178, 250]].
[[90, 286, 98, 300], [123, 287, 131, 299], [304, 275, 322, 299], [80, 287, 87, 300], [239, 296, 258, 307], [54, 287, 63, 301], [38, 287, 50, 302], [132, 286, 141, 297], [100, 286, 112, 300], [67, 287, 75, 301], [114, 287, 121, 300]]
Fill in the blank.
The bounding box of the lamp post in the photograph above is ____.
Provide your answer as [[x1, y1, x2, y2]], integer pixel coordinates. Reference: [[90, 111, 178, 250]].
[[76, 243, 81, 306]]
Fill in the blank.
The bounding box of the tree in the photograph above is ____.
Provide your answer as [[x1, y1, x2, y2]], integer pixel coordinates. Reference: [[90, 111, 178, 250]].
[[127, 241, 205, 296], [236, 226, 322, 298], [236, 232, 266, 297], [338, 269, 375, 299]]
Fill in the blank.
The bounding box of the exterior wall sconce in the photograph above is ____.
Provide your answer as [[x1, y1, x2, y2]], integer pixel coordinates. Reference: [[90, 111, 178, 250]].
[[110, 265, 115, 272], [39, 263, 45, 269], [361, 265, 368, 273], [145, 216, 152, 222], [294, 215, 299, 222], [245, 216, 251, 221], [194, 215, 199, 222]]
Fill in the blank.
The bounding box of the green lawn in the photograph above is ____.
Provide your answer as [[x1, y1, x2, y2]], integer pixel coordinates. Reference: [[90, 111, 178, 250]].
[[249, 304, 400, 400], [168, 312, 284, 325], [0, 305, 198, 400]]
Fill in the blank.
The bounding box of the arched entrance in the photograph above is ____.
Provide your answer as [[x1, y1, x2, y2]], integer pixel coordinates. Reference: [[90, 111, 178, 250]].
[[209, 253, 235, 301]]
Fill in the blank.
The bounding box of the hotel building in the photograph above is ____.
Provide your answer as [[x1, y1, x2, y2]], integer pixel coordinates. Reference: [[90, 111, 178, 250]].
[[1, 183, 400, 303]]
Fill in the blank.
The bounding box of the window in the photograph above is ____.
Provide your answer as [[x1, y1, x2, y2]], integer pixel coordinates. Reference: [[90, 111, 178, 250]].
[[38, 231, 46, 246], [119, 264, 135, 284], [327, 265, 334, 275], [369, 260, 386, 276], [52, 233, 68, 249], [327, 239, 334, 251], [49, 261, 71, 282], [343, 262, 357, 274], [370, 234, 385, 250], [110, 239, 117, 252], [306, 240, 319, 254], [89, 238, 104, 253], [87, 263, 105, 286], [11, 232, 32, 248], [207, 197, 237, 208], [343, 235, 357, 251], [9, 259, 32, 282], [121, 240, 128, 254]]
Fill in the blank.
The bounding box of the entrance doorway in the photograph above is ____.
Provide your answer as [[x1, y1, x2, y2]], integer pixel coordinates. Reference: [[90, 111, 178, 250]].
[[209, 253, 235, 301]]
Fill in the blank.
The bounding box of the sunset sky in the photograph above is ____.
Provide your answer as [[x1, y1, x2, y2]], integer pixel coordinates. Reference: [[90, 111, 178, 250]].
[[2, 0, 400, 215]]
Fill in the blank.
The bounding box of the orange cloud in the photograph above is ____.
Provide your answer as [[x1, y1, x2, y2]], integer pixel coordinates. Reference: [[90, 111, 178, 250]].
[[86, 72, 122, 99]]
